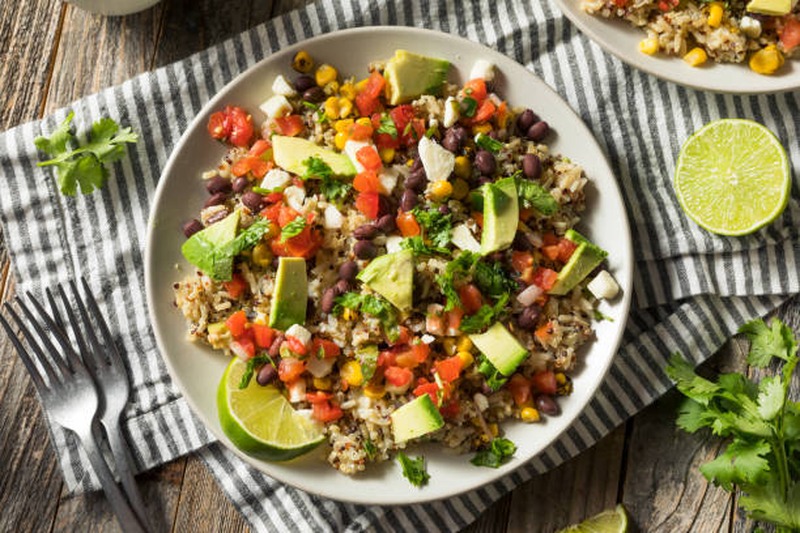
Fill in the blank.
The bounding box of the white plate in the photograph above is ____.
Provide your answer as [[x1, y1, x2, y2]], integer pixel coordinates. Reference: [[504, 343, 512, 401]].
[[145, 26, 633, 505], [553, 0, 800, 94]]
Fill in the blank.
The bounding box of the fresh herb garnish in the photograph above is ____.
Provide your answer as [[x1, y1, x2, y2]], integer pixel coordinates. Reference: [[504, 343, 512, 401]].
[[460, 294, 510, 334], [477, 355, 509, 391], [667, 318, 800, 531], [516, 176, 559, 216], [334, 292, 398, 336], [303, 156, 351, 202], [251, 186, 274, 195], [363, 438, 377, 461], [436, 251, 480, 311], [475, 132, 504, 154], [471, 437, 517, 468], [460, 97, 478, 118], [396, 452, 430, 487], [301, 101, 319, 111], [400, 236, 450, 256], [593, 309, 614, 322], [280, 216, 307, 242], [413, 207, 453, 248], [35, 112, 138, 196], [302, 156, 333, 180], [377, 113, 398, 138], [238, 354, 274, 389], [425, 124, 439, 138], [473, 260, 516, 301], [182, 218, 271, 281]]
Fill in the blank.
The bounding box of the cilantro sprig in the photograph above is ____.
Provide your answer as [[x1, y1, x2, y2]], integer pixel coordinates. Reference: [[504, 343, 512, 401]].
[[302, 156, 352, 203], [413, 207, 453, 248], [334, 292, 398, 339], [471, 437, 517, 468], [280, 216, 307, 242], [396, 452, 430, 487], [35, 112, 139, 196], [515, 175, 559, 216], [667, 318, 800, 531]]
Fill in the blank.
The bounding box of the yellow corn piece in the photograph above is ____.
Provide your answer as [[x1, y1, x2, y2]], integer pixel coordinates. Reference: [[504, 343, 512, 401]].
[[520, 406, 540, 422], [555, 372, 567, 385], [342, 308, 357, 321], [292, 50, 314, 73], [334, 132, 348, 151], [340, 360, 363, 387], [379, 147, 395, 164], [251, 242, 272, 267], [639, 37, 659, 56], [340, 82, 357, 100], [315, 64, 338, 86], [324, 96, 340, 120], [323, 80, 340, 96], [683, 47, 708, 67], [453, 155, 471, 179], [707, 2, 723, 28], [471, 123, 492, 135], [355, 78, 370, 92], [457, 350, 474, 368], [749, 45, 784, 75], [363, 384, 386, 399], [429, 180, 453, 202], [456, 335, 473, 353], [488, 423, 499, 437], [338, 98, 353, 118], [334, 119, 354, 133], [313, 377, 333, 391], [356, 117, 372, 127], [451, 178, 470, 201]]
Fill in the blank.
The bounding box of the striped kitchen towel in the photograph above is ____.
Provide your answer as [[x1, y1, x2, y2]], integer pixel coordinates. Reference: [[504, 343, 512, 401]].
[[0, 0, 797, 531]]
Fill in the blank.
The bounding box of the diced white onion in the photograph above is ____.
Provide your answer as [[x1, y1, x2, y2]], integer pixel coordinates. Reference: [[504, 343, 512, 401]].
[[417, 136, 455, 183], [378, 166, 399, 195], [285, 323, 312, 347], [283, 185, 306, 212], [469, 59, 495, 82], [443, 96, 460, 128], [306, 356, 336, 378], [451, 224, 481, 253], [421, 334, 436, 344], [260, 168, 291, 190], [587, 270, 620, 300], [259, 94, 292, 119], [385, 235, 404, 253], [323, 204, 343, 229], [271, 74, 297, 97], [516, 284, 544, 307]]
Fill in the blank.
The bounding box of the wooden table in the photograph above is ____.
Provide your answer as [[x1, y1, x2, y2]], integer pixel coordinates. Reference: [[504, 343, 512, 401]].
[[1, 1, 796, 531]]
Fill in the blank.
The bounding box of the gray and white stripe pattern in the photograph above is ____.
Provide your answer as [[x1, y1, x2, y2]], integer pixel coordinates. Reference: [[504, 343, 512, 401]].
[[0, 0, 797, 529]]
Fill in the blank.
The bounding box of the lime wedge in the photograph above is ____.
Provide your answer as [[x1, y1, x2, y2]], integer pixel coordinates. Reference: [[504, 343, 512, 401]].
[[217, 358, 324, 461], [557, 504, 628, 533], [673, 118, 790, 236]]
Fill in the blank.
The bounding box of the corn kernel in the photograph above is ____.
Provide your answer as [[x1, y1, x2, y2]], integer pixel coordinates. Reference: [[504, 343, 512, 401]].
[[707, 2, 723, 28], [451, 178, 470, 201], [324, 96, 340, 119], [683, 47, 708, 67], [471, 123, 492, 135], [340, 82, 357, 100], [363, 384, 386, 399], [355, 78, 369, 92], [292, 50, 314, 73], [453, 156, 471, 179], [342, 308, 357, 321], [251, 242, 272, 267], [442, 338, 457, 355], [379, 147, 396, 164], [334, 119, 354, 133], [520, 406, 540, 422], [334, 131, 348, 151], [323, 80, 339, 96], [749, 45, 784, 75], [315, 64, 338, 87], [313, 377, 333, 391], [341, 360, 363, 387], [456, 335, 473, 353], [338, 98, 353, 118], [555, 372, 567, 385], [356, 117, 372, 127], [639, 37, 659, 56], [488, 423, 499, 437], [457, 350, 474, 368], [429, 180, 454, 201]]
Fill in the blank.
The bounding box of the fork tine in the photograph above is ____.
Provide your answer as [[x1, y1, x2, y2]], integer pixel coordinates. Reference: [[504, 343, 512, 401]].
[[70, 281, 108, 366], [79, 279, 123, 364], [22, 293, 80, 376], [55, 284, 96, 370], [5, 302, 64, 386], [0, 310, 47, 391], [46, 287, 66, 335], [45, 287, 87, 372]]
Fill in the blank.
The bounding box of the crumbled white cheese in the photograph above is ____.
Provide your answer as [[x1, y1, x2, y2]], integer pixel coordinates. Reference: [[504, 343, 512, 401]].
[[259, 94, 292, 118], [260, 168, 291, 190], [385, 235, 404, 253], [421, 334, 436, 344], [378, 166, 399, 195], [417, 136, 454, 183], [343, 139, 373, 173], [451, 223, 481, 252], [739, 16, 762, 38], [271, 74, 296, 97], [443, 96, 460, 128], [323, 204, 343, 229], [587, 270, 621, 300], [283, 185, 306, 212], [286, 323, 312, 346], [469, 59, 495, 82]]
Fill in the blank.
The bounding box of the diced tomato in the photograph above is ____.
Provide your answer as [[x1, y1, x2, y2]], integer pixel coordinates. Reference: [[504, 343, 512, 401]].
[[278, 357, 306, 382], [531, 370, 558, 395], [311, 338, 341, 358], [472, 211, 484, 228], [511, 251, 534, 274], [374, 131, 400, 150], [273, 115, 305, 137], [311, 400, 344, 422], [388, 325, 412, 346], [518, 207, 534, 222], [532, 267, 559, 292], [305, 391, 332, 403], [353, 170, 381, 193], [248, 139, 272, 158], [265, 192, 283, 204], [396, 211, 421, 236], [230, 338, 256, 359], [445, 307, 463, 335], [410, 341, 431, 363], [462, 78, 487, 102], [384, 366, 414, 388], [261, 202, 282, 223], [394, 341, 430, 369], [251, 324, 276, 349], [223, 274, 248, 299], [542, 232, 559, 246], [277, 205, 302, 228], [349, 122, 374, 141], [207, 106, 255, 147], [781, 18, 800, 53], [389, 105, 424, 146], [207, 111, 228, 140], [271, 225, 323, 259], [557, 238, 578, 263], [355, 71, 386, 117], [231, 156, 270, 178], [356, 146, 383, 172], [394, 349, 421, 369], [389, 104, 414, 135], [534, 321, 555, 346], [285, 335, 308, 356], [377, 349, 396, 368], [439, 399, 460, 418], [457, 284, 483, 314], [355, 192, 380, 219], [413, 379, 439, 404], [434, 355, 463, 382], [508, 373, 532, 407], [224, 310, 248, 338], [469, 99, 496, 124]]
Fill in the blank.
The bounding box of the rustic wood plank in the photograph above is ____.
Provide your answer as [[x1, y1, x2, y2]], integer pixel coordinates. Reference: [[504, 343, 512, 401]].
[[466, 492, 512, 533], [173, 456, 250, 532]]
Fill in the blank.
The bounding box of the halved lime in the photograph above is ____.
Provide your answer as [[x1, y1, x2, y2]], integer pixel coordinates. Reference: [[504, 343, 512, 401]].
[[674, 119, 790, 236], [557, 504, 628, 533], [217, 358, 324, 461]]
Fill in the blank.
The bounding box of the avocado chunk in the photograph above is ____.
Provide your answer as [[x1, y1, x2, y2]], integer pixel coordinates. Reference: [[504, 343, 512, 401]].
[[469, 322, 528, 377], [384, 50, 451, 105], [272, 136, 356, 177], [181, 210, 240, 281], [480, 177, 519, 256], [746, 0, 791, 15], [548, 229, 609, 296], [390, 394, 445, 443], [269, 257, 308, 330], [356, 249, 414, 312]]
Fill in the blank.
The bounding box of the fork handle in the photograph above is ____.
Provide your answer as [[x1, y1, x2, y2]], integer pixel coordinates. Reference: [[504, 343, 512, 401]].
[[78, 429, 149, 533], [104, 421, 151, 530]]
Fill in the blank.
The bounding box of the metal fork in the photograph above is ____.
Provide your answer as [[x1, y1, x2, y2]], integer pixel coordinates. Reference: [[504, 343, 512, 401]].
[[0, 290, 147, 533]]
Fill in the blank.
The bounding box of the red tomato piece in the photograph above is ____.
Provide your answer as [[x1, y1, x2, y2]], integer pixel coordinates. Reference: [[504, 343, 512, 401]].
[[531, 370, 558, 395], [231, 156, 270, 178], [463, 78, 487, 102], [285, 335, 308, 356], [396, 211, 421, 237], [248, 139, 272, 158], [273, 115, 305, 137], [278, 357, 306, 382], [532, 267, 559, 291], [781, 18, 800, 53], [356, 146, 382, 172], [457, 284, 483, 314], [349, 122, 374, 141], [511, 251, 534, 274], [508, 373, 532, 407], [412, 380, 439, 404], [389, 105, 414, 137], [469, 99, 496, 124], [384, 366, 414, 388], [311, 400, 344, 422], [377, 349, 397, 368], [353, 170, 381, 193], [388, 325, 412, 346], [225, 310, 248, 338], [311, 338, 341, 358], [305, 391, 332, 404], [265, 192, 283, 204], [251, 324, 276, 349], [207, 106, 254, 147], [355, 192, 380, 219], [355, 71, 386, 117], [434, 356, 463, 383], [261, 202, 282, 223], [277, 205, 301, 227], [207, 111, 228, 140], [557, 238, 578, 263], [223, 274, 248, 299], [541, 244, 561, 262], [230, 338, 255, 359], [439, 399, 460, 419]]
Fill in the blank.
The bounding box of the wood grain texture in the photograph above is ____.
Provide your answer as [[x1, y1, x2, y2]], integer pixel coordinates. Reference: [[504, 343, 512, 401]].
[[173, 457, 250, 533]]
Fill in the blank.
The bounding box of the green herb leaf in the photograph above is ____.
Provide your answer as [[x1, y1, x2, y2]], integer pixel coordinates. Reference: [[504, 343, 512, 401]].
[[460, 97, 478, 118], [238, 355, 274, 389], [334, 292, 398, 336], [739, 318, 798, 366], [413, 207, 453, 248], [470, 437, 517, 468], [377, 113, 398, 138], [363, 438, 377, 461], [460, 294, 509, 334], [436, 251, 480, 311], [400, 236, 450, 256], [474, 133, 504, 153], [396, 452, 430, 487], [515, 178, 559, 216], [477, 355, 508, 391], [280, 217, 307, 242], [473, 260, 516, 301], [320, 175, 352, 203], [700, 439, 771, 491], [302, 156, 334, 180]]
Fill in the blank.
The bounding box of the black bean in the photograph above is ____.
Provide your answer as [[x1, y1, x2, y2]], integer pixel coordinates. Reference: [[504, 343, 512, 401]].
[[405, 168, 427, 193], [205, 175, 232, 194], [450, 125, 468, 143], [438, 205, 450, 215], [182, 219, 204, 238], [232, 176, 249, 193], [204, 192, 228, 208], [376, 214, 396, 233], [334, 279, 350, 295], [512, 232, 535, 251], [353, 224, 378, 240], [338, 260, 359, 281], [302, 86, 325, 103], [474, 150, 496, 176], [320, 288, 337, 314], [377, 195, 394, 218], [241, 191, 264, 212], [354, 240, 377, 260], [294, 74, 316, 92], [516, 109, 538, 134], [268, 334, 285, 358], [526, 121, 550, 142], [536, 395, 560, 416], [441, 131, 461, 153], [400, 189, 418, 212], [517, 305, 541, 330], [256, 364, 278, 386], [522, 153, 542, 180]]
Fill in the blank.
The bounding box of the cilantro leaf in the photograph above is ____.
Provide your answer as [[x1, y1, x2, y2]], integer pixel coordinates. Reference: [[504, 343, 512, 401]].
[[740, 480, 800, 530], [477, 354, 508, 390], [363, 438, 377, 461], [436, 251, 481, 311], [413, 207, 453, 248], [756, 376, 785, 421], [280, 216, 307, 242], [471, 437, 517, 468], [34, 112, 75, 157], [740, 318, 798, 366], [700, 439, 771, 491], [334, 292, 397, 336], [376, 113, 398, 138], [320, 175, 352, 202], [460, 293, 509, 334], [473, 260, 516, 301], [400, 236, 450, 256], [475, 132, 504, 153], [302, 156, 333, 180], [238, 355, 274, 389], [666, 354, 719, 406], [515, 178, 559, 216], [396, 452, 430, 487]]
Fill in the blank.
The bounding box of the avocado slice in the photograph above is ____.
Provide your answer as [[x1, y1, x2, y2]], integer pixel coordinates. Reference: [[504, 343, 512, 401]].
[[746, 0, 791, 15], [383, 50, 451, 105], [548, 229, 609, 296], [356, 249, 414, 312], [181, 210, 240, 281], [469, 322, 528, 377], [272, 136, 356, 177], [269, 257, 308, 330], [390, 393, 445, 443], [480, 177, 519, 256]]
